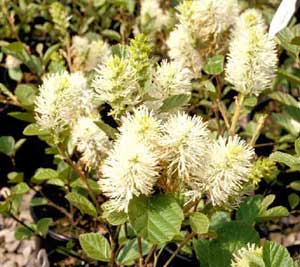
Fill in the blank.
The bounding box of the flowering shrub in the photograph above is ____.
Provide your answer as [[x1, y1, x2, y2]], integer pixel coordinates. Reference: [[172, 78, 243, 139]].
[[0, 0, 300, 267]]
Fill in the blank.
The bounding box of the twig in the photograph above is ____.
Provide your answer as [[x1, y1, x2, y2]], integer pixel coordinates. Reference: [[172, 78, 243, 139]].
[[109, 228, 116, 267], [216, 99, 230, 130], [162, 233, 195, 267], [57, 145, 100, 211], [143, 245, 157, 267], [229, 94, 245, 136], [28, 184, 74, 222], [250, 114, 268, 146], [137, 236, 144, 267], [10, 213, 36, 234]]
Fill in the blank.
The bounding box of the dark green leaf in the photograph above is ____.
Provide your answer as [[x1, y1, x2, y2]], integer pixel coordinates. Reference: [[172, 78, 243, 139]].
[[23, 123, 49, 136], [79, 233, 111, 261], [8, 112, 35, 123], [189, 212, 210, 234], [128, 194, 184, 244], [12, 182, 29, 195], [263, 241, 294, 267], [0, 136, 15, 156], [288, 193, 299, 209], [7, 172, 24, 184], [37, 218, 53, 236], [66, 192, 97, 217], [203, 55, 224, 75], [117, 239, 151, 266], [15, 226, 34, 240], [159, 94, 191, 113]]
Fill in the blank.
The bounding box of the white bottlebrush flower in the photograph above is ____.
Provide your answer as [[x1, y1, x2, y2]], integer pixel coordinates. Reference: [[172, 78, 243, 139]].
[[231, 243, 264, 267], [177, 0, 239, 45], [86, 40, 111, 71], [92, 56, 140, 116], [35, 72, 97, 134], [140, 0, 170, 33], [72, 36, 111, 72], [205, 135, 254, 206], [72, 117, 110, 169], [167, 25, 203, 77], [118, 106, 161, 145], [99, 140, 159, 212], [160, 113, 209, 181], [150, 60, 192, 100], [225, 9, 278, 96]]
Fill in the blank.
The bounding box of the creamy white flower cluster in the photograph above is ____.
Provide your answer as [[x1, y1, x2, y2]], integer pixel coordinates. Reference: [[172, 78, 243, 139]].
[[225, 9, 278, 95], [99, 106, 255, 212], [139, 0, 172, 36], [35, 71, 110, 165], [231, 243, 264, 267], [92, 38, 193, 117], [167, 0, 239, 77], [71, 35, 111, 72]]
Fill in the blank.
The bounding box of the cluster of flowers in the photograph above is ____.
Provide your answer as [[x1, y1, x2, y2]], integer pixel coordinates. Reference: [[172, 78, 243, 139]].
[[35, 72, 254, 213], [100, 106, 255, 212], [34, 1, 278, 214], [167, 1, 278, 95]]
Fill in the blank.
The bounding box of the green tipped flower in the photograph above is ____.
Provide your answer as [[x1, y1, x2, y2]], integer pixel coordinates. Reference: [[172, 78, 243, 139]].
[[128, 34, 152, 86], [249, 157, 278, 185], [49, 2, 70, 38]]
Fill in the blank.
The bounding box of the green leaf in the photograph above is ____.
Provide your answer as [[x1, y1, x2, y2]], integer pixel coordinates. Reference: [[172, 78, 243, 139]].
[[117, 239, 151, 266], [272, 112, 300, 136], [14, 139, 26, 154], [277, 24, 300, 58], [159, 94, 191, 113], [8, 112, 35, 123], [270, 151, 300, 168], [102, 209, 128, 226], [263, 241, 294, 267], [210, 222, 259, 267], [12, 182, 29, 195], [15, 84, 36, 108], [8, 67, 22, 81], [65, 192, 97, 217], [37, 218, 53, 236], [288, 193, 300, 209], [203, 55, 224, 75], [193, 239, 210, 267], [269, 92, 299, 107], [257, 206, 289, 221], [0, 136, 15, 156], [128, 194, 184, 244], [102, 29, 121, 41], [189, 212, 210, 234], [209, 211, 231, 231], [0, 82, 15, 98], [32, 168, 58, 181], [95, 120, 118, 139], [30, 197, 47, 207], [289, 181, 300, 191], [7, 172, 24, 183], [277, 68, 300, 84], [15, 226, 34, 240], [23, 123, 49, 136], [295, 138, 300, 156], [79, 233, 111, 261], [236, 195, 261, 224]]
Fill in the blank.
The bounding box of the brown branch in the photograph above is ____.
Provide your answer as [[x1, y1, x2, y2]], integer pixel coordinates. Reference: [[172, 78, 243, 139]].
[[57, 145, 100, 211], [229, 94, 245, 136], [162, 233, 195, 267], [137, 236, 144, 267]]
